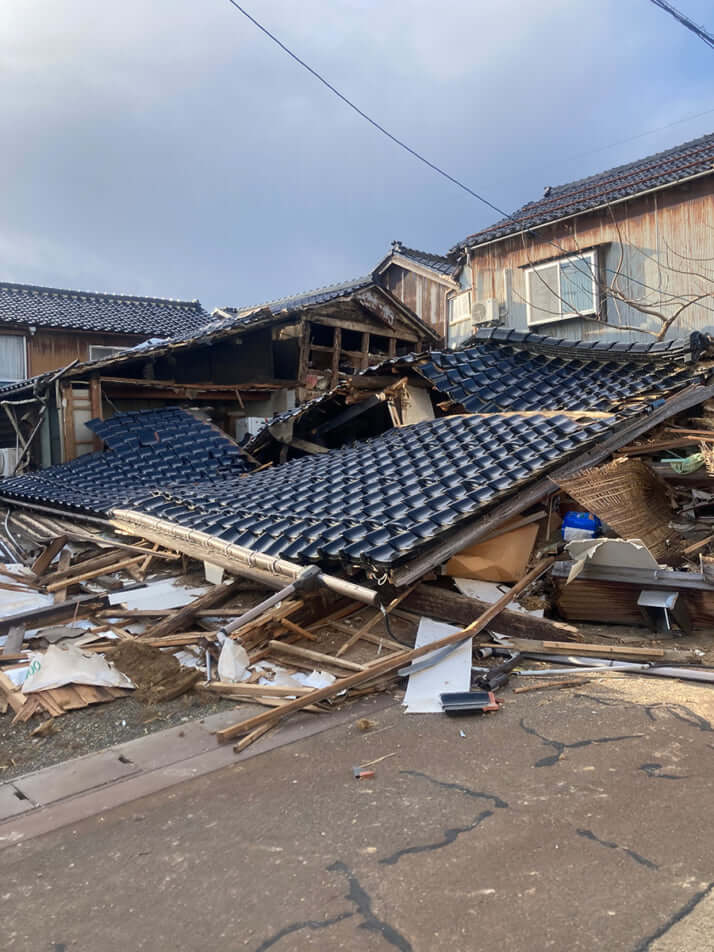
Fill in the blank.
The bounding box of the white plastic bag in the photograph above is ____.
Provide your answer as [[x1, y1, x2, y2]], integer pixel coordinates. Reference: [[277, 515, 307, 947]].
[[217, 640, 249, 682]]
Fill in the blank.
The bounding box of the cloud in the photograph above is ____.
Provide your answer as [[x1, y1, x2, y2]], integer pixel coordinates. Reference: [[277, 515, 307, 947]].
[[1, 0, 712, 308]]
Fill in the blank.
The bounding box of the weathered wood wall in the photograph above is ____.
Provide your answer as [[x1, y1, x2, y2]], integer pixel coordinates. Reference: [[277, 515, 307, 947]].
[[467, 175, 714, 342], [24, 329, 141, 376], [380, 264, 449, 342]]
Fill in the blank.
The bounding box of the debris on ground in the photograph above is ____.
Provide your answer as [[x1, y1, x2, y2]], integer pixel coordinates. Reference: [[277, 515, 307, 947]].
[[2, 331, 714, 763]]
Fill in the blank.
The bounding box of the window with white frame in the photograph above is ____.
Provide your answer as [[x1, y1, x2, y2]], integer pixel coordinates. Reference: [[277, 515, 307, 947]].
[[525, 250, 599, 326], [0, 335, 27, 385], [88, 344, 128, 362]]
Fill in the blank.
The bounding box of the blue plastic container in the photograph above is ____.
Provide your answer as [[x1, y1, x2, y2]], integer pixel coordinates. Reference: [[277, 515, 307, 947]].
[[561, 511, 601, 541]]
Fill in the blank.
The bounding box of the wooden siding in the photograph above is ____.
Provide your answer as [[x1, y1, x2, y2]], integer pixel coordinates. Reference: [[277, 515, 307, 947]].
[[467, 174, 714, 342], [380, 264, 449, 342], [24, 329, 142, 376]]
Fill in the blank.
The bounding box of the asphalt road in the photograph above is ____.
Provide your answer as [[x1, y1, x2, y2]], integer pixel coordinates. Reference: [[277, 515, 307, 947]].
[[2, 674, 714, 952]]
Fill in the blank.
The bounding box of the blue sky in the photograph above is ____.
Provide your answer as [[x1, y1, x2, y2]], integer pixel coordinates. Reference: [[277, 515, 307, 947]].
[[2, 0, 713, 312]]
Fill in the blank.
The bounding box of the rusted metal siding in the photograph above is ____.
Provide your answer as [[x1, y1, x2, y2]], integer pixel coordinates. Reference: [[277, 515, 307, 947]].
[[25, 330, 141, 376], [468, 175, 714, 342]]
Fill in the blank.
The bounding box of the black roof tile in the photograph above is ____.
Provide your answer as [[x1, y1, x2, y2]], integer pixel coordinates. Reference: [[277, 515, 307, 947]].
[[453, 131, 714, 251], [0, 281, 210, 337]]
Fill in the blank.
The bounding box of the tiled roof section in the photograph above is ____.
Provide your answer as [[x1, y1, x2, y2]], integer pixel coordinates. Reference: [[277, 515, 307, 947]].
[[453, 131, 714, 251], [415, 335, 698, 414], [224, 276, 375, 317], [0, 411, 616, 572], [0, 281, 210, 337], [0, 408, 248, 514], [389, 243, 458, 277], [472, 327, 708, 361]]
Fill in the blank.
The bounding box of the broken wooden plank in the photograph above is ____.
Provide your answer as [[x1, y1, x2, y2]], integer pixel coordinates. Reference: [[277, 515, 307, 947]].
[[0, 670, 26, 714], [512, 678, 592, 694], [0, 593, 109, 635], [495, 636, 698, 663], [215, 557, 555, 745], [53, 549, 72, 604], [45, 555, 145, 592], [335, 586, 415, 657], [141, 578, 244, 640], [267, 640, 365, 672]]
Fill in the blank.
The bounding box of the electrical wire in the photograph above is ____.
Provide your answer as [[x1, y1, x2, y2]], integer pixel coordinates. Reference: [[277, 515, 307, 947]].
[[224, 0, 712, 326], [647, 0, 714, 49]]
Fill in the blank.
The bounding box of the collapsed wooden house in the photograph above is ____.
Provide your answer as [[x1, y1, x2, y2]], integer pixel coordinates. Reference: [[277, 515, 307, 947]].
[[0, 276, 437, 468]]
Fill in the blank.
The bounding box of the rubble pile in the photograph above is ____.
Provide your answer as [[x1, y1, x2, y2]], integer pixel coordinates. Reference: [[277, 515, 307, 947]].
[[3, 329, 714, 757]]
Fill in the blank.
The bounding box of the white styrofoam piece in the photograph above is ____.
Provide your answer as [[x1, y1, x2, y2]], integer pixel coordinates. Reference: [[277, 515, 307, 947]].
[[108, 578, 209, 610], [403, 618, 472, 714], [203, 561, 225, 585]]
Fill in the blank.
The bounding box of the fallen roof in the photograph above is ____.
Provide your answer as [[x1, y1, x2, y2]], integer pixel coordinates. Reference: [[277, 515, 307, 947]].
[[0, 281, 210, 337], [249, 329, 707, 446], [0, 407, 249, 514], [452, 130, 714, 252], [0, 408, 616, 574]]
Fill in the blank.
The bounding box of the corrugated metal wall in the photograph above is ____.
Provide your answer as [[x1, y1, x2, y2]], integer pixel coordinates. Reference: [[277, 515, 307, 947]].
[[468, 176, 714, 343]]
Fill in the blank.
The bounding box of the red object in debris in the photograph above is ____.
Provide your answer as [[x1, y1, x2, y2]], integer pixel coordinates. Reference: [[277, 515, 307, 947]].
[[353, 767, 376, 780]]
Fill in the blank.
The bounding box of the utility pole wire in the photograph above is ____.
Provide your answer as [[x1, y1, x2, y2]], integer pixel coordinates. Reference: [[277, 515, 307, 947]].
[[224, 0, 516, 224], [647, 0, 714, 49]]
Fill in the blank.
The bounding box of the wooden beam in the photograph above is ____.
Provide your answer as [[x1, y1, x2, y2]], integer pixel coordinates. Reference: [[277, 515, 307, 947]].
[[60, 383, 76, 461], [31, 535, 67, 576], [267, 640, 365, 672], [140, 578, 245, 639], [214, 557, 554, 744], [402, 584, 583, 642], [391, 381, 714, 586]]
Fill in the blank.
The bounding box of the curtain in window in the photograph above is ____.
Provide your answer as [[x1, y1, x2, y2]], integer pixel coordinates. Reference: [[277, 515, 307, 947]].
[[560, 258, 594, 314], [0, 335, 26, 384]]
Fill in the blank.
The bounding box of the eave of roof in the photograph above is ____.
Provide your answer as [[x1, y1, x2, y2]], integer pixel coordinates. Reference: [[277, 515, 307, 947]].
[[451, 131, 714, 254]]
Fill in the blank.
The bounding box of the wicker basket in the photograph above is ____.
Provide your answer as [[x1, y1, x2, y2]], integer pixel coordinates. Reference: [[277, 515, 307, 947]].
[[700, 442, 714, 477], [557, 458, 681, 562]]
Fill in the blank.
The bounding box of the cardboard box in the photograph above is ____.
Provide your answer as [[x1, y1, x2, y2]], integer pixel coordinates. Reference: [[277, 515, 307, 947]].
[[445, 518, 540, 582]]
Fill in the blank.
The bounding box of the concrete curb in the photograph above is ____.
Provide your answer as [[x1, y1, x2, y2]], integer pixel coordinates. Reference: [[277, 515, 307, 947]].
[[0, 694, 395, 848]]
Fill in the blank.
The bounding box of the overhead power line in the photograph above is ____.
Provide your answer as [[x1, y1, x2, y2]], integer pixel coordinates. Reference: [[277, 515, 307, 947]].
[[224, 0, 517, 222], [647, 0, 714, 49]]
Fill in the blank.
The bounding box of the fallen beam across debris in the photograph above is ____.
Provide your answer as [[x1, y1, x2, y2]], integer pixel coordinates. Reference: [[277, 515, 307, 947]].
[[110, 510, 378, 606], [215, 557, 555, 745]]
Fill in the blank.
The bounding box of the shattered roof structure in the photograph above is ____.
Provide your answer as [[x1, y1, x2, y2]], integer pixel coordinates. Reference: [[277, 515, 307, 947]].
[[1, 331, 708, 580], [453, 131, 714, 252], [221, 276, 376, 316], [249, 328, 706, 445], [0, 281, 210, 337]]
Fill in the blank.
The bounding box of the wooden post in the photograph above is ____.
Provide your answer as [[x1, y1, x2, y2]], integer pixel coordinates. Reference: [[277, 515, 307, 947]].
[[388, 336, 397, 358], [60, 382, 76, 462], [297, 320, 311, 399], [360, 331, 370, 370], [330, 326, 342, 388], [89, 376, 103, 450]]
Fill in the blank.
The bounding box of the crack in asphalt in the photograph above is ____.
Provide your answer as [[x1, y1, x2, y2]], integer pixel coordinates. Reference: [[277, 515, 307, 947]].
[[253, 862, 412, 952], [328, 861, 413, 951], [399, 770, 509, 809], [576, 828, 659, 870], [253, 911, 355, 951], [644, 703, 714, 734], [377, 770, 507, 867], [519, 718, 643, 767], [639, 762, 687, 780], [380, 809, 494, 867], [631, 882, 714, 951]]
